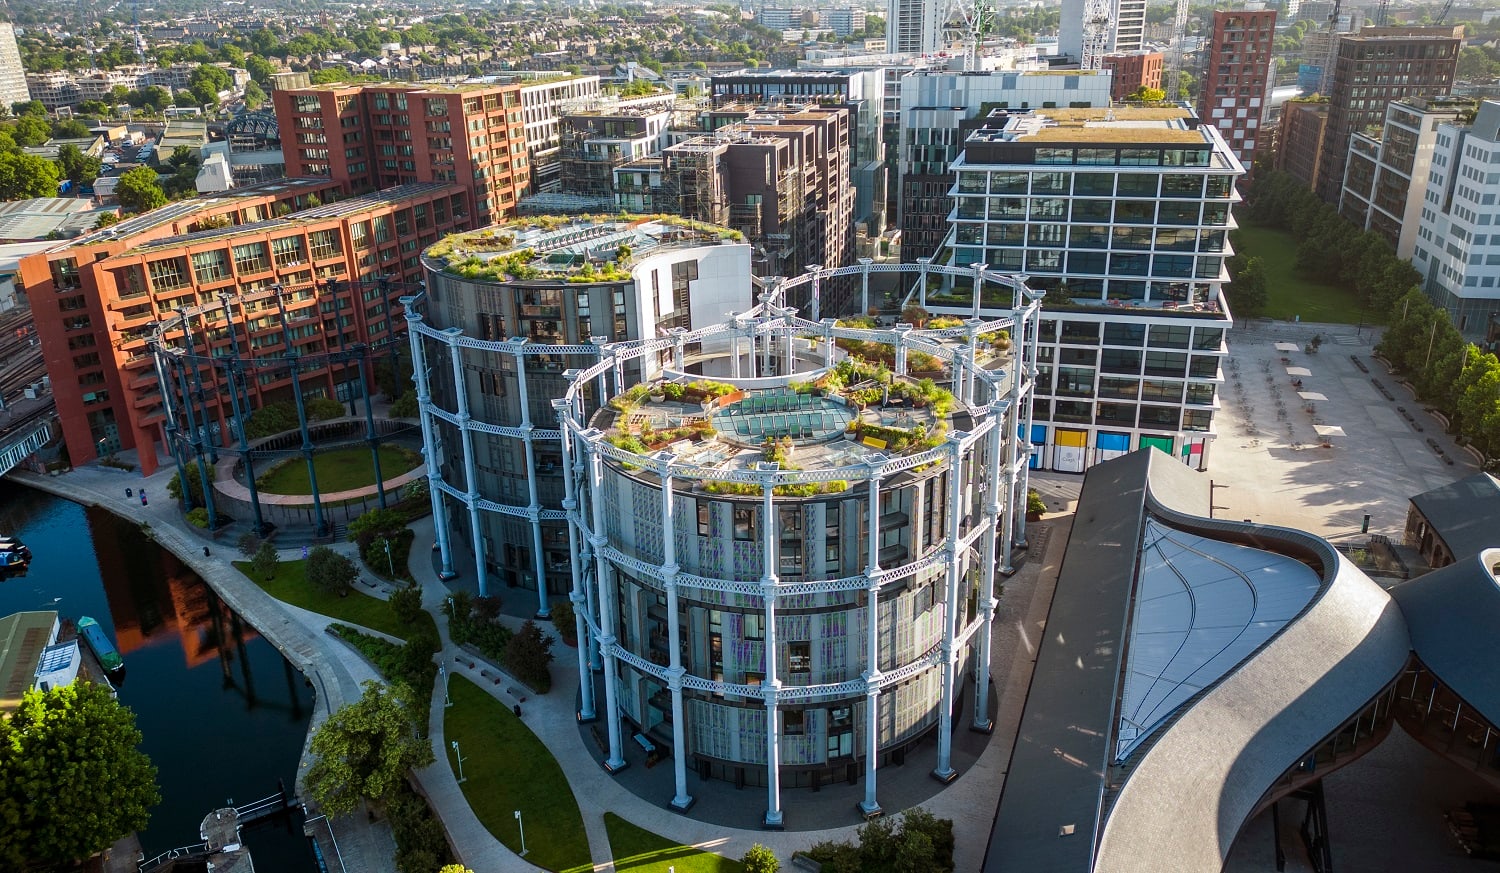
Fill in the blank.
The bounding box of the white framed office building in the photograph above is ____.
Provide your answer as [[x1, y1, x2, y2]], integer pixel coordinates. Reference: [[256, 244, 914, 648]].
[[1411, 100, 1500, 340], [552, 276, 1037, 822], [927, 106, 1243, 472]]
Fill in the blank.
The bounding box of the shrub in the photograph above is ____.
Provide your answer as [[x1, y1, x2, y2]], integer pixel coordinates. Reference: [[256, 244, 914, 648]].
[[185, 507, 209, 528], [167, 464, 213, 505], [245, 401, 299, 439], [389, 585, 424, 625], [361, 528, 413, 581], [237, 530, 261, 558], [742, 844, 780, 873], [505, 619, 554, 692], [348, 508, 406, 547], [251, 540, 279, 580], [305, 397, 345, 421], [389, 389, 419, 418], [1027, 488, 1047, 518], [307, 546, 359, 597], [550, 598, 577, 645], [443, 591, 474, 646], [386, 781, 453, 873]]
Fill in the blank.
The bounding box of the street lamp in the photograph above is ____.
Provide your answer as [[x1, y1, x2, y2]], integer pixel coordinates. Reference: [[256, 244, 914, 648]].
[[1208, 480, 1229, 519], [514, 810, 528, 857], [440, 663, 451, 708], [451, 740, 466, 784], [380, 537, 395, 577]]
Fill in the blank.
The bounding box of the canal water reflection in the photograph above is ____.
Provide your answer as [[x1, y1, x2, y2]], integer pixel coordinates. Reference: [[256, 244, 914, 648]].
[[0, 481, 318, 871]]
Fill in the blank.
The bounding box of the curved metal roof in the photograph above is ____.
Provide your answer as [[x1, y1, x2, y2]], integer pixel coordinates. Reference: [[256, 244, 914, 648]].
[[1390, 547, 1500, 726]]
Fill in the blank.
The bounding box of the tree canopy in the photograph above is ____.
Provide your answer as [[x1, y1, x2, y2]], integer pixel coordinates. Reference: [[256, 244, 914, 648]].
[[0, 681, 160, 869], [305, 681, 434, 817], [306, 545, 359, 597], [56, 143, 102, 189], [0, 152, 61, 199], [115, 166, 167, 214]]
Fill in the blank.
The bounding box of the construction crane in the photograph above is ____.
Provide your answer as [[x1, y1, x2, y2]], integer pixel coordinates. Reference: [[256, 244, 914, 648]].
[[954, 0, 996, 72], [1080, 0, 1114, 70], [1436, 0, 1455, 24], [1319, 0, 1345, 94], [1374, 0, 1391, 26], [1163, 0, 1192, 102]]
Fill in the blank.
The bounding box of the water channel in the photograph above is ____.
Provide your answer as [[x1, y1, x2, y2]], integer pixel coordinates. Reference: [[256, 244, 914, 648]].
[[0, 481, 319, 871]]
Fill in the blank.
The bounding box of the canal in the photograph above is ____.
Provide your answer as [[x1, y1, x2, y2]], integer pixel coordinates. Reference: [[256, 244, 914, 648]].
[[0, 481, 319, 871]]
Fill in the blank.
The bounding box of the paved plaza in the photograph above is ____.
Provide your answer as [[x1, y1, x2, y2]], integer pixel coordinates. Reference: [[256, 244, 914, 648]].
[[1205, 320, 1478, 540]]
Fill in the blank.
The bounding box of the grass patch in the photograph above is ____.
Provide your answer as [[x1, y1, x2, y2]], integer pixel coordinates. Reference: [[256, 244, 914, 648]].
[[232, 558, 438, 644], [444, 676, 591, 872], [1233, 225, 1383, 325], [256, 445, 421, 495], [605, 813, 743, 872]]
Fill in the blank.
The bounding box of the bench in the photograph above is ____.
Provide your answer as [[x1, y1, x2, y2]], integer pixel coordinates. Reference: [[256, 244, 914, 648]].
[[633, 733, 656, 754]]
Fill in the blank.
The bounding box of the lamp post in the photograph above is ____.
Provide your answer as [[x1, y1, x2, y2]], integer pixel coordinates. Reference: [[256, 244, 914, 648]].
[[451, 740, 466, 784], [440, 663, 451, 708], [381, 537, 395, 578], [514, 810, 527, 857], [1209, 480, 1229, 519]]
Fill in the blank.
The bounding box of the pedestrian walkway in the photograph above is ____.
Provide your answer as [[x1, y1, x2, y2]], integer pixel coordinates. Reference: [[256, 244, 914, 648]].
[[7, 456, 1070, 873]]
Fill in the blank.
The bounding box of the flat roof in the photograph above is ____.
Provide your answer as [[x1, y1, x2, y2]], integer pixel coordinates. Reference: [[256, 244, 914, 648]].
[[0, 611, 57, 712], [983, 449, 1158, 872]]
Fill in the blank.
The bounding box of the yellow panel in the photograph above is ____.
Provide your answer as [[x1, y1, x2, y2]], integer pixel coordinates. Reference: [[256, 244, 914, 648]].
[[1056, 428, 1087, 448]]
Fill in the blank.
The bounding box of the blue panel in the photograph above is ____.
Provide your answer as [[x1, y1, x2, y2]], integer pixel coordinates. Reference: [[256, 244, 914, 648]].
[[1096, 432, 1130, 451]]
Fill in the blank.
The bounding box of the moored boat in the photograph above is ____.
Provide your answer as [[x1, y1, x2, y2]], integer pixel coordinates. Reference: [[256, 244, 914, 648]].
[[77, 616, 124, 676]]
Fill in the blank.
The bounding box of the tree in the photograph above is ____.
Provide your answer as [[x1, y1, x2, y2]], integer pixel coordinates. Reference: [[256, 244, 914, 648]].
[[0, 152, 61, 199], [0, 682, 160, 869], [1125, 85, 1166, 103], [237, 530, 262, 559], [245, 55, 278, 87], [94, 211, 121, 229], [243, 80, 267, 109], [11, 114, 51, 147], [438, 866, 476, 873], [189, 63, 233, 106], [52, 118, 91, 139], [807, 807, 955, 873], [505, 619, 554, 691], [306, 546, 359, 597], [389, 584, 424, 625], [55, 143, 102, 188], [1225, 255, 1268, 317], [10, 99, 45, 118], [252, 540, 280, 580], [163, 145, 202, 198], [305, 681, 434, 817], [115, 166, 167, 214], [743, 844, 780, 873]]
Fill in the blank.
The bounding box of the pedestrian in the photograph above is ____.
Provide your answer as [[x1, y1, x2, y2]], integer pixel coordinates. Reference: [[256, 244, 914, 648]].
[[203, 546, 211, 558], [140, 492, 148, 506], [126, 488, 133, 498]]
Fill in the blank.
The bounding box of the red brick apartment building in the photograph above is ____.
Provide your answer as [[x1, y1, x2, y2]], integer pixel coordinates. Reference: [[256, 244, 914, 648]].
[[19, 180, 470, 474], [273, 82, 531, 228], [1102, 51, 1164, 102], [1199, 9, 1277, 175]]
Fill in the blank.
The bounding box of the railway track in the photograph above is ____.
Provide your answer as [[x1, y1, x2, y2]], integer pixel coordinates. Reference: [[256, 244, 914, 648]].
[[0, 307, 48, 410]]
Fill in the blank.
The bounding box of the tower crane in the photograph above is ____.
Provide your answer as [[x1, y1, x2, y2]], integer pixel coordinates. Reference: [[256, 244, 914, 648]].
[[1163, 0, 1192, 102], [1080, 0, 1113, 70]]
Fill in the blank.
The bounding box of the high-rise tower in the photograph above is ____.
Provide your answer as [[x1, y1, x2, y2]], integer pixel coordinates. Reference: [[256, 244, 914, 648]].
[[0, 23, 32, 109]]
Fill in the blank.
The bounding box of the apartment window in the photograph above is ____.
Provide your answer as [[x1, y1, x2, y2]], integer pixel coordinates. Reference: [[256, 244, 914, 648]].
[[697, 501, 711, 537], [989, 172, 1028, 193], [309, 229, 341, 261], [1072, 199, 1112, 222], [271, 236, 305, 268], [788, 642, 810, 675], [1117, 174, 1157, 196], [232, 242, 270, 274], [147, 257, 190, 291], [733, 507, 755, 541], [743, 613, 764, 641], [1073, 173, 1114, 195], [1115, 201, 1155, 224], [1161, 174, 1204, 198], [190, 249, 229, 284], [784, 710, 806, 735]]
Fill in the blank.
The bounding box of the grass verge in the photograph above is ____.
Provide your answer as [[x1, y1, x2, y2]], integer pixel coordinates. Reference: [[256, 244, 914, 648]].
[[232, 558, 438, 643], [605, 813, 744, 872], [256, 445, 421, 495], [1232, 225, 1383, 325], [444, 676, 591, 872]]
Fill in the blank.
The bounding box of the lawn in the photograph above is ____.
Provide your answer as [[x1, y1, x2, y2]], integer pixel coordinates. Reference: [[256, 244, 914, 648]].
[[1232, 225, 1383, 325], [255, 445, 421, 495], [444, 676, 592, 872], [605, 813, 744, 873], [232, 558, 438, 643]]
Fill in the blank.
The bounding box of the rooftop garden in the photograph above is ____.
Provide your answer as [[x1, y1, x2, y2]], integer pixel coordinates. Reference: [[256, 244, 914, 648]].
[[425, 214, 745, 283]]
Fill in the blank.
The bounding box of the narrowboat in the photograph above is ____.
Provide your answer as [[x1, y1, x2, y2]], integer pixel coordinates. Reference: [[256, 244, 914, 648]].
[[77, 616, 124, 676]]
